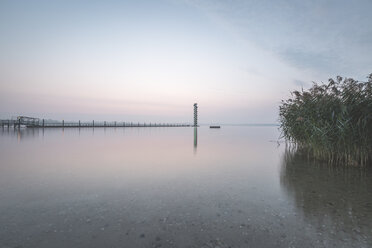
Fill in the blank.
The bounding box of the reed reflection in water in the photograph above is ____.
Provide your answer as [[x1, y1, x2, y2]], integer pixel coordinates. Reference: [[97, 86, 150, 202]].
[[280, 148, 372, 247]]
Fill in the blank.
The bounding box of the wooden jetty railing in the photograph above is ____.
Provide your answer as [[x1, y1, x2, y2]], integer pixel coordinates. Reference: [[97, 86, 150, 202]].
[[0, 118, 192, 129]]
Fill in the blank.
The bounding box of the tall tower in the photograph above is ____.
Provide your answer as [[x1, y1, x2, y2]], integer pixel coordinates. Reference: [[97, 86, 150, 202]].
[[193, 103, 198, 127]]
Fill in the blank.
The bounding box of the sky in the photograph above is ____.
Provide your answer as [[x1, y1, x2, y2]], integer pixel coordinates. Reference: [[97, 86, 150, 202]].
[[0, 0, 371, 123]]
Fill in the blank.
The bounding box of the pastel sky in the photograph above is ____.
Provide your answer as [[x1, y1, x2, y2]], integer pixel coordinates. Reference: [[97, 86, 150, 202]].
[[1, 0, 371, 123]]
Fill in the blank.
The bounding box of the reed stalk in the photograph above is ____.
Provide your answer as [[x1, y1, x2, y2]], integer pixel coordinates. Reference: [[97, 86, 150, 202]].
[[279, 73, 372, 166]]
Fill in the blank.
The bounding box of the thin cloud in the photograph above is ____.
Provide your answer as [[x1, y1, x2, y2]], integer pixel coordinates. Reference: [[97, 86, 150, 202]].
[[183, 0, 372, 77]]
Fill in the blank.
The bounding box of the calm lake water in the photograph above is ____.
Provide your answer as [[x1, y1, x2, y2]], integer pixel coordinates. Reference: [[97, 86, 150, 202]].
[[0, 126, 371, 248]]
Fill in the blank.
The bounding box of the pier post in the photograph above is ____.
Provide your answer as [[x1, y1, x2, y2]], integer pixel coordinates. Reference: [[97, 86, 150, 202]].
[[18, 118, 21, 129], [104, 121, 106, 127], [42, 119, 45, 128], [62, 120, 64, 127], [93, 120, 94, 127], [79, 120, 81, 127], [115, 121, 116, 127]]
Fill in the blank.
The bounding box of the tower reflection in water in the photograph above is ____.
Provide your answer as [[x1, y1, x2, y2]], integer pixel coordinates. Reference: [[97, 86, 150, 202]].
[[193, 127, 197, 153]]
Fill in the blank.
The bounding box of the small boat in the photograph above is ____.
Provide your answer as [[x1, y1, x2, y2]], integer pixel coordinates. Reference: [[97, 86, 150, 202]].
[[209, 126, 221, 128]]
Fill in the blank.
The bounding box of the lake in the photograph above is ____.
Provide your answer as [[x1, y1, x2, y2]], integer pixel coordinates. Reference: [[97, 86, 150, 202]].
[[0, 126, 371, 248]]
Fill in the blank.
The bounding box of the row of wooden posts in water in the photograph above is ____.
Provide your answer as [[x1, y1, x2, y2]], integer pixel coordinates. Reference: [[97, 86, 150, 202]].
[[0, 119, 192, 128], [1, 104, 199, 129]]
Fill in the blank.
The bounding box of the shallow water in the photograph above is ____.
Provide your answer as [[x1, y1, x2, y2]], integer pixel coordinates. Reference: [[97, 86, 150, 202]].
[[0, 126, 371, 248]]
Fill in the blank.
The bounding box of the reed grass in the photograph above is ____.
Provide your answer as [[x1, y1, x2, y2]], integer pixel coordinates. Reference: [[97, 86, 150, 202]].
[[279, 74, 372, 166]]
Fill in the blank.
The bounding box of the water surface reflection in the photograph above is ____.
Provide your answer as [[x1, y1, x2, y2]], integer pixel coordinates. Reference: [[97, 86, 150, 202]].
[[281, 148, 372, 247], [0, 127, 370, 248]]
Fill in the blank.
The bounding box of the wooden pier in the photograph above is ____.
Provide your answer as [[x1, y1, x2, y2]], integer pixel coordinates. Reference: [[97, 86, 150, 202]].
[[1, 116, 192, 129]]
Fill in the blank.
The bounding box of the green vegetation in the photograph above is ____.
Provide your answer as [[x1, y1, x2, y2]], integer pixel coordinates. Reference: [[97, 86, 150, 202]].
[[279, 74, 372, 166]]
